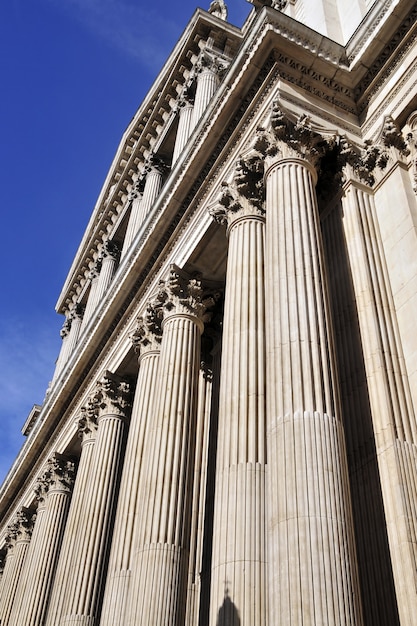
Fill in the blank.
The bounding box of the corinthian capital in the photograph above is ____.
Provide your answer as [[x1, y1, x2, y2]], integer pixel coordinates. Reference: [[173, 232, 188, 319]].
[[158, 266, 218, 324], [89, 371, 133, 420], [100, 239, 119, 262], [338, 136, 388, 186], [37, 454, 76, 496], [131, 302, 163, 356], [209, 155, 265, 227], [256, 101, 328, 171], [11, 508, 35, 542]]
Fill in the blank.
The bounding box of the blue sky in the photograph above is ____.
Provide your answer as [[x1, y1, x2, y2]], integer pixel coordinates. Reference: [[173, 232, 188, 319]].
[[0, 0, 251, 483]]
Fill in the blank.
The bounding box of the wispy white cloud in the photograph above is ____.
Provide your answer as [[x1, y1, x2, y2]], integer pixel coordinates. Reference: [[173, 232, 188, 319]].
[[45, 0, 184, 71]]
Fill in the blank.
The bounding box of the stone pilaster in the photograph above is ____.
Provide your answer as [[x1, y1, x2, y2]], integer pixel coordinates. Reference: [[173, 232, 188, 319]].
[[45, 408, 98, 626], [8, 455, 75, 626], [261, 103, 363, 626], [191, 51, 222, 128], [0, 509, 34, 626], [208, 156, 267, 626], [128, 267, 214, 626], [172, 90, 195, 164], [94, 240, 119, 305], [100, 304, 162, 626], [340, 140, 417, 626], [52, 372, 132, 626]]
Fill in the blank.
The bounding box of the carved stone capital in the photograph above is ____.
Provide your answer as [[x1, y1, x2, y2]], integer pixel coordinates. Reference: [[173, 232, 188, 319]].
[[338, 136, 388, 187], [128, 177, 145, 202], [60, 317, 72, 339], [70, 303, 84, 322], [11, 508, 35, 542], [144, 153, 169, 179], [88, 371, 133, 420], [209, 155, 265, 228], [77, 403, 99, 442], [158, 266, 218, 326], [196, 49, 229, 78], [36, 454, 76, 498], [131, 302, 163, 357], [100, 239, 119, 262]]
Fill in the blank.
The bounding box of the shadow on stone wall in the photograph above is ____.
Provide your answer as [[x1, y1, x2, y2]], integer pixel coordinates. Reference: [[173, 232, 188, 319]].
[[216, 589, 240, 626]]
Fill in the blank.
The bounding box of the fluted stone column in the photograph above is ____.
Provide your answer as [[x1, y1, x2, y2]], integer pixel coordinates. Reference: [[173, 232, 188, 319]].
[[80, 263, 101, 331], [208, 156, 267, 626], [172, 92, 194, 164], [56, 373, 132, 626], [128, 267, 213, 626], [8, 455, 75, 626], [121, 180, 144, 257], [341, 143, 417, 626], [45, 407, 98, 625], [0, 509, 34, 626], [52, 316, 72, 382], [261, 104, 363, 625], [100, 304, 162, 626], [121, 156, 165, 258], [94, 240, 119, 306], [191, 52, 221, 128]]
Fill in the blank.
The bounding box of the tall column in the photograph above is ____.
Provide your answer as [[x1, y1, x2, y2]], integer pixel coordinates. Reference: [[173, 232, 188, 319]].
[[8, 455, 75, 626], [0, 509, 34, 626], [45, 407, 98, 625], [191, 52, 221, 128], [260, 104, 363, 625], [340, 139, 417, 626], [80, 263, 101, 331], [94, 240, 119, 305], [172, 91, 194, 164], [100, 303, 162, 626], [208, 156, 267, 626], [52, 316, 72, 382], [54, 372, 132, 626], [121, 180, 144, 257], [121, 156, 166, 258], [128, 267, 213, 626]]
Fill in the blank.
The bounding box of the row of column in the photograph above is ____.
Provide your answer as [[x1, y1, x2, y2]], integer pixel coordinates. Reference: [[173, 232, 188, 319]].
[[53, 49, 222, 386]]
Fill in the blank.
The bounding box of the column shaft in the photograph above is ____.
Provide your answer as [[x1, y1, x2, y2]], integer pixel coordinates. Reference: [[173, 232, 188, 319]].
[[57, 375, 131, 625], [45, 419, 97, 624], [9, 457, 75, 626], [265, 157, 363, 625], [128, 272, 206, 626], [0, 512, 33, 626], [172, 100, 194, 164], [191, 68, 219, 129], [94, 245, 118, 306], [121, 192, 143, 257], [210, 213, 266, 625], [80, 270, 100, 331], [100, 316, 161, 626], [342, 179, 417, 625]]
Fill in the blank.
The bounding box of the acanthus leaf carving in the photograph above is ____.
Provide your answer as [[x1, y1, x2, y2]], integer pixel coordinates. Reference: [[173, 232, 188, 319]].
[[130, 301, 163, 356]]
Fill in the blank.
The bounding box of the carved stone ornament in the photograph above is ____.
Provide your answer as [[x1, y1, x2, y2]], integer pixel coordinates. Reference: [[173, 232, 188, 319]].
[[158, 266, 218, 324], [60, 316, 72, 339], [88, 371, 133, 420], [208, 0, 228, 20], [196, 48, 229, 78], [9, 508, 35, 543], [36, 454, 76, 499], [255, 101, 328, 170], [128, 177, 145, 202], [130, 301, 163, 356], [77, 402, 99, 441], [405, 111, 417, 194], [209, 155, 265, 227], [247, 0, 288, 10], [100, 239, 119, 262]]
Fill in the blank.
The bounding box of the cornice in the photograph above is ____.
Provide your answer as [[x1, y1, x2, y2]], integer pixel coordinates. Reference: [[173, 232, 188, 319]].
[[56, 8, 243, 313]]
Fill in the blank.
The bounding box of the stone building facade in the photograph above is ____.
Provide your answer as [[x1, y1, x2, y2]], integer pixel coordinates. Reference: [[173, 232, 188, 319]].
[[1, 1, 417, 624]]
